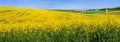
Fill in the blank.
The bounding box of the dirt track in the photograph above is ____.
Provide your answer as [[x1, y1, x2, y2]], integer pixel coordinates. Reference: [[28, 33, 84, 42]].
[[98, 12, 120, 15], [109, 12, 120, 15]]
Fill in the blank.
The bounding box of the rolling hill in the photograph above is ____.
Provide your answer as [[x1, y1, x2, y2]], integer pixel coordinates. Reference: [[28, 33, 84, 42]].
[[0, 6, 120, 42]]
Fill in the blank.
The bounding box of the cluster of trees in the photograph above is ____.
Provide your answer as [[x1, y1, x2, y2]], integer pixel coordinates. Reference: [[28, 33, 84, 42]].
[[100, 6, 120, 10], [110, 6, 120, 10]]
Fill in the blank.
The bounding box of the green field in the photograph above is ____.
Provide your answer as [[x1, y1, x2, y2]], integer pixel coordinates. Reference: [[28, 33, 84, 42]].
[[53, 8, 120, 14]]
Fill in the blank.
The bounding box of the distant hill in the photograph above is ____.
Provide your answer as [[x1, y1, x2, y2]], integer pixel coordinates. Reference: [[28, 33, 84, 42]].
[[52, 6, 120, 14]]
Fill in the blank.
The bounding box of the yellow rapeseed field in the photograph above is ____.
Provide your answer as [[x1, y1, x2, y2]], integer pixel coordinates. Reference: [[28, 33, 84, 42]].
[[0, 7, 120, 42]]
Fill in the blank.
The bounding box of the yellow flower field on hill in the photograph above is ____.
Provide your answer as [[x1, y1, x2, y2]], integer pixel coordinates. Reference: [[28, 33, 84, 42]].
[[0, 7, 120, 42]]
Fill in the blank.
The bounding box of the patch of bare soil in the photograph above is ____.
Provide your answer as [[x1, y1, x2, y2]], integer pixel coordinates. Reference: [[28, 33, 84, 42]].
[[109, 12, 120, 15]]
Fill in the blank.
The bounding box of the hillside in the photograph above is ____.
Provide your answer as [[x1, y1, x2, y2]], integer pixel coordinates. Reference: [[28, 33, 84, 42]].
[[0, 7, 80, 24], [0, 7, 120, 42]]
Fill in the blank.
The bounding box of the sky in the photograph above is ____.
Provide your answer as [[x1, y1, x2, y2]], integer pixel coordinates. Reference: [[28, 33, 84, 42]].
[[0, 0, 120, 9]]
